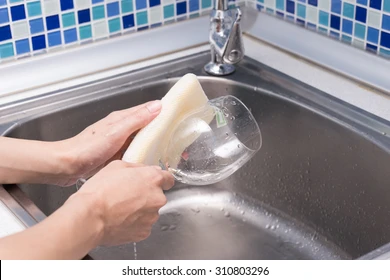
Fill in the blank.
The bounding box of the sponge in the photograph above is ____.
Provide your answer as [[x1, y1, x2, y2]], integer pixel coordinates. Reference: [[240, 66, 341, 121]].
[[122, 73, 212, 166]]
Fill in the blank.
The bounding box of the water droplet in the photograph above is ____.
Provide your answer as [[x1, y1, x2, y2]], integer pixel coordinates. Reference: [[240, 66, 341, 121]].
[[231, 100, 237, 105], [224, 211, 230, 217], [231, 116, 236, 120], [265, 224, 270, 229], [191, 207, 200, 213], [382, 132, 387, 136], [270, 225, 276, 230], [220, 207, 224, 211], [169, 225, 176, 230], [237, 144, 241, 148], [161, 225, 169, 231], [240, 210, 245, 215], [225, 132, 229, 136]]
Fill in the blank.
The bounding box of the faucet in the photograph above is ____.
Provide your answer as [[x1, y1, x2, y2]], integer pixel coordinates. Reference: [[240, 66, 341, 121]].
[[204, 0, 245, 76]]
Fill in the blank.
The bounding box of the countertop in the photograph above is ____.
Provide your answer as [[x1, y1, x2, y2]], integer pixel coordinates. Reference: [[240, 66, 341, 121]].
[[1, 13, 390, 237]]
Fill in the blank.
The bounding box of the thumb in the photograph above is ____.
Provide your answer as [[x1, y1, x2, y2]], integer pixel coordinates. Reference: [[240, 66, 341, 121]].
[[122, 100, 162, 133]]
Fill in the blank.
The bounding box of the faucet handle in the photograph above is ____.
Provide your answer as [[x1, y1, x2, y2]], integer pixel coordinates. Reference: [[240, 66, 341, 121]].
[[223, 7, 245, 65]]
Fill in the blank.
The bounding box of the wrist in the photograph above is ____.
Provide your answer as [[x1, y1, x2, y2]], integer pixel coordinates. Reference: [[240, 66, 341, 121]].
[[64, 191, 105, 249]]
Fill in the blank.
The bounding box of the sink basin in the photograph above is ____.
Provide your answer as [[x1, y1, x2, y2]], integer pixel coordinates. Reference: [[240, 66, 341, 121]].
[[2, 52, 390, 260]]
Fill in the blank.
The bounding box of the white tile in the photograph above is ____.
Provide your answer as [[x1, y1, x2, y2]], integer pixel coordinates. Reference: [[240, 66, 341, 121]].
[[162, 0, 175, 4], [12, 21, 29, 39], [352, 38, 364, 49], [318, 0, 330, 11], [264, 0, 275, 8], [43, 0, 60, 16], [93, 21, 108, 39], [307, 6, 318, 23], [150, 6, 162, 24], [368, 10, 381, 28], [75, 0, 90, 9]]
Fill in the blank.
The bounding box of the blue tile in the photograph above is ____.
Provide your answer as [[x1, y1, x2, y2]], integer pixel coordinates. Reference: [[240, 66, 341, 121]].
[[135, 0, 147, 9], [177, 1, 187, 15], [0, 42, 14, 58], [138, 26, 148, 31], [11, 4, 26, 21], [331, 0, 341, 14], [380, 47, 390, 56], [355, 6, 367, 23], [92, 0, 104, 3], [64, 28, 77, 44], [366, 43, 377, 52], [15, 39, 30, 54], [357, 0, 367, 5], [151, 22, 162, 28], [78, 9, 91, 23], [343, 2, 354, 19], [48, 31, 62, 47], [189, 0, 199, 12], [286, 0, 294, 13], [385, 0, 390, 12], [319, 10, 329, 26], [149, 0, 160, 7], [367, 27, 379, 43], [355, 22, 366, 39], [30, 18, 44, 34], [369, 0, 382, 9], [380, 31, 390, 48], [31, 35, 46, 51], [0, 25, 11, 42], [342, 34, 352, 43], [276, 0, 284, 10], [107, 2, 120, 17], [46, 15, 60, 30], [297, 18, 305, 26], [0, 0, 6, 6], [342, 18, 353, 35], [308, 0, 317, 6], [122, 14, 135, 29], [382, 14, 390, 31], [0, 7, 9, 24], [330, 15, 340, 30], [307, 22, 316, 30], [330, 30, 339, 38], [298, 0, 305, 2], [297, 3, 305, 18], [60, 0, 74, 11], [256, 4, 263, 11], [276, 11, 284, 17]]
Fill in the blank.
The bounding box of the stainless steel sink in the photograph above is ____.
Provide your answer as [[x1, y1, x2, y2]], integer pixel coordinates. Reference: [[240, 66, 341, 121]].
[[2, 52, 390, 260]]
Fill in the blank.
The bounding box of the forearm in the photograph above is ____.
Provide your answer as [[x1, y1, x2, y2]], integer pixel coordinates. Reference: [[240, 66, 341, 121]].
[[0, 193, 103, 260], [0, 137, 74, 185]]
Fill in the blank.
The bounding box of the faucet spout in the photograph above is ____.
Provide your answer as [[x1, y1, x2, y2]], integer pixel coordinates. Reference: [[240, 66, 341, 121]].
[[204, 1, 244, 76]]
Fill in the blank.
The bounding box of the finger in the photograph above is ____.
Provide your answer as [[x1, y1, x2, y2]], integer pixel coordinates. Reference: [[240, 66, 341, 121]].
[[120, 100, 162, 133]]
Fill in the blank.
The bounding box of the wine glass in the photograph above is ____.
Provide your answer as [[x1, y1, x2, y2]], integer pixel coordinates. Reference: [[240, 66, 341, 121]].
[[76, 95, 262, 189], [158, 95, 262, 185]]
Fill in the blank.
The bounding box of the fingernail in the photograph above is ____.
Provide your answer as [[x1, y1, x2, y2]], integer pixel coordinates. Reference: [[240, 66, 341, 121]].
[[146, 100, 162, 114]]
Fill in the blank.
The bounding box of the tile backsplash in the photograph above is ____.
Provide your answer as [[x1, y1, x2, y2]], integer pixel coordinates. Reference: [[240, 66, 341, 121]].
[[248, 0, 390, 58], [0, 0, 389, 62], [0, 0, 213, 62]]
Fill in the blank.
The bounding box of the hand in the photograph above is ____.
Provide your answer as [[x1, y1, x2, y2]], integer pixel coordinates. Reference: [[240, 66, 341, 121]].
[[57, 100, 162, 186], [71, 160, 175, 246], [0, 159, 174, 260]]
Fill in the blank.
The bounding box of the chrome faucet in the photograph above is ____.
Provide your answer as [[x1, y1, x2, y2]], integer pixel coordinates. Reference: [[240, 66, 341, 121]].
[[204, 0, 245, 76]]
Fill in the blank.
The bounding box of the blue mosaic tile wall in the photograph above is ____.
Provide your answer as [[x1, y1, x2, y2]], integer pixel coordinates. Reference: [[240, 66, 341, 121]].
[[248, 0, 390, 58], [0, 0, 214, 62], [0, 0, 390, 62]]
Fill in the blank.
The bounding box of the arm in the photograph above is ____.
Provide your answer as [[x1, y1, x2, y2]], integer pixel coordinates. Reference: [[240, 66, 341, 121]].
[[0, 137, 73, 185], [0, 193, 102, 259], [0, 100, 162, 186], [0, 162, 174, 260]]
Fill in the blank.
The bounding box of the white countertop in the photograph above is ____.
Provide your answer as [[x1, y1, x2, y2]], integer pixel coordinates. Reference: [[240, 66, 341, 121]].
[[1, 17, 390, 237]]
